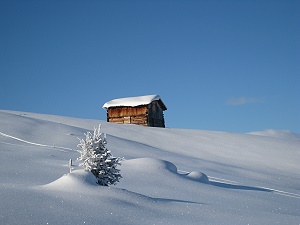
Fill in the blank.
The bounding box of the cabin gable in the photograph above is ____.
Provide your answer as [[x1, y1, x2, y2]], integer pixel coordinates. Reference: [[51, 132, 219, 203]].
[[147, 100, 165, 127]]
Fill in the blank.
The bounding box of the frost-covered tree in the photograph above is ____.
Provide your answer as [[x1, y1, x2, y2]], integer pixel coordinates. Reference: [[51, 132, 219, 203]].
[[77, 125, 122, 186]]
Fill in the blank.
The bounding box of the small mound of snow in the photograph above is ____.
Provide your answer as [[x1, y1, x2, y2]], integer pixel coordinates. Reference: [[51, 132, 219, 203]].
[[122, 158, 178, 173], [39, 170, 98, 191], [186, 171, 209, 183], [248, 129, 300, 141]]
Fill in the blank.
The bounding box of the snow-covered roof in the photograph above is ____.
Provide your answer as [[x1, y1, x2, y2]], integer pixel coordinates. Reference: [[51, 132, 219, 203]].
[[102, 94, 167, 110]]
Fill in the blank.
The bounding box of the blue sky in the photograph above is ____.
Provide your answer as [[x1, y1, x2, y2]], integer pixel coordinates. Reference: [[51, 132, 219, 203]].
[[1, 0, 299, 133]]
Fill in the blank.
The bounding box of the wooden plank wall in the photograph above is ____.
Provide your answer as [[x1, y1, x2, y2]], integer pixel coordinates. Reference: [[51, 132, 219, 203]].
[[107, 106, 149, 126], [108, 106, 147, 117]]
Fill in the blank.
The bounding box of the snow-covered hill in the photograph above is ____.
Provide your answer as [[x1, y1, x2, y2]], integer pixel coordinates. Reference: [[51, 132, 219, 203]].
[[0, 110, 299, 224]]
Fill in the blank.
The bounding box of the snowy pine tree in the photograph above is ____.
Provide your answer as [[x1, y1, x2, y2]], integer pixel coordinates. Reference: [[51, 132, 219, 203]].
[[77, 125, 122, 186]]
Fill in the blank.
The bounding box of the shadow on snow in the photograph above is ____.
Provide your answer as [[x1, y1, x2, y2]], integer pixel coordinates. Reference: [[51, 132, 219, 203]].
[[209, 181, 273, 192]]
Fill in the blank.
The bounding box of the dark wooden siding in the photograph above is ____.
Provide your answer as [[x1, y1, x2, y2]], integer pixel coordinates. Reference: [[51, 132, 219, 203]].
[[147, 101, 165, 127]]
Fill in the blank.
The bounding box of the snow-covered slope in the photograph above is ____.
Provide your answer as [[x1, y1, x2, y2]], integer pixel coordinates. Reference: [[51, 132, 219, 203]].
[[0, 110, 299, 224], [249, 129, 300, 141]]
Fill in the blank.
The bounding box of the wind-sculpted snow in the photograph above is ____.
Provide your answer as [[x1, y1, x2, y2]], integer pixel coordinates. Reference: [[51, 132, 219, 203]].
[[39, 170, 99, 191], [0, 110, 300, 224], [186, 171, 210, 183]]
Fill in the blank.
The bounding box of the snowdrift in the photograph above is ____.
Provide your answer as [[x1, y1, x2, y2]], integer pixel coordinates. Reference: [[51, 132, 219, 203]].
[[0, 110, 299, 224]]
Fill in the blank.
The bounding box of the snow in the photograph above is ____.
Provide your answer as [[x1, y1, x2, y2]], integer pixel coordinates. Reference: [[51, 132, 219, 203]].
[[248, 129, 300, 141], [0, 110, 300, 224], [186, 171, 210, 183], [102, 94, 164, 108]]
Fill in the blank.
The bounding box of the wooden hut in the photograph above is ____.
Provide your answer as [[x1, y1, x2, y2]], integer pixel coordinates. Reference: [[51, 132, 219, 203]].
[[102, 95, 167, 127]]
